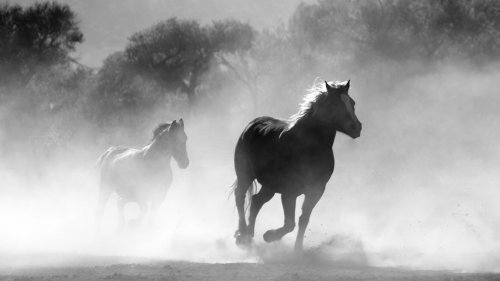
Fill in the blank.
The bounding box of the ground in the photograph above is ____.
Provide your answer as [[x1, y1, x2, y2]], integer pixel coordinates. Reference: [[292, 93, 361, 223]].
[[0, 255, 498, 281]]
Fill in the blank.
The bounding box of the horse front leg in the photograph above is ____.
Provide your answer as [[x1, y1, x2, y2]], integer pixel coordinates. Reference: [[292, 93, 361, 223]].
[[263, 194, 297, 243], [117, 198, 127, 230], [294, 190, 324, 251]]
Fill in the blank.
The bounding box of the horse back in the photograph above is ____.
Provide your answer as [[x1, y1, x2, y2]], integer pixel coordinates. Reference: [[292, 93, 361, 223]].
[[239, 116, 286, 144], [99, 146, 171, 202], [97, 146, 131, 168], [236, 116, 288, 161]]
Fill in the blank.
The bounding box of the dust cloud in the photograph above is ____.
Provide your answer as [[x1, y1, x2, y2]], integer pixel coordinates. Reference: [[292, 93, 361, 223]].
[[1, 0, 500, 275], [308, 62, 500, 272], [1, 62, 500, 273]]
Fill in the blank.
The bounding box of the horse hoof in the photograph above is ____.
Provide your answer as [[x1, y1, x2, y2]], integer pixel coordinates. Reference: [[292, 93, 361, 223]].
[[293, 245, 304, 253], [263, 230, 277, 243], [234, 231, 253, 247]]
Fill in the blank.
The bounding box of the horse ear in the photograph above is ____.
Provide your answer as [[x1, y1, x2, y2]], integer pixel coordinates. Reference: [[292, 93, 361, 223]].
[[325, 81, 332, 91], [345, 80, 350, 89], [179, 118, 184, 129]]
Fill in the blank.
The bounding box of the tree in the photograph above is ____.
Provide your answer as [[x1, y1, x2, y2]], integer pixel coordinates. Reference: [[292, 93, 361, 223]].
[[288, 0, 500, 64], [124, 18, 255, 106], [88, 51, 166, 126], [0, 1, 84, 88], [211, 19, 261, 111]]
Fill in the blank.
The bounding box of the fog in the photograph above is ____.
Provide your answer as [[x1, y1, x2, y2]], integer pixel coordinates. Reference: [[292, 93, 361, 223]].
[[1, 62, 499, 272], [1, 0, 500, 275]]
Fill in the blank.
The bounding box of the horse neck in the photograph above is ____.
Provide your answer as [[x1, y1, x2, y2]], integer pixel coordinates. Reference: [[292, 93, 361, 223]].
[[289, 116, 337, 147], [142, 138, 172, 163]]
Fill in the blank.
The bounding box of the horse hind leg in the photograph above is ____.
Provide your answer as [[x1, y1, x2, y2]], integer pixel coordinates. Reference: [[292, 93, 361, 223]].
[[233, 176, 254, 246], [247, 186, 274, 237]]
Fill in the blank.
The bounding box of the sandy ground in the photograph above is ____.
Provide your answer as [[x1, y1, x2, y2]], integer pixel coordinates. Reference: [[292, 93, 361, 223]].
[[0, 255, 499, 281]]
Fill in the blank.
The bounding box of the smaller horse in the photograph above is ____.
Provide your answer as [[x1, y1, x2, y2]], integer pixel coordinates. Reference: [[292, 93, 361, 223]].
[[96, 119, 189, 230]]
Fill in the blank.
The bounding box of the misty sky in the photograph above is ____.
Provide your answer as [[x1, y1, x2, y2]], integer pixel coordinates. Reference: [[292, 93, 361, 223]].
[[14, 0, 310, 67]]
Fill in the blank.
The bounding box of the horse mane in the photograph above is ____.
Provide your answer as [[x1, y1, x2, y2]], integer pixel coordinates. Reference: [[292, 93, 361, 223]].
[[152, 123, 171, 140], [288, 80, 347, 128]]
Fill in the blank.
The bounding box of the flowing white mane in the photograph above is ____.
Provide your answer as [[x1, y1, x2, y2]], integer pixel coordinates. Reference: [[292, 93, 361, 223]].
[[288, 80, 347, 127]]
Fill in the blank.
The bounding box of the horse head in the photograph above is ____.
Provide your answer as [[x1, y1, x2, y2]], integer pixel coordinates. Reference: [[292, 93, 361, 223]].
[[168, 119, 189, 169], [319, 80, 362, 138], [154, 119, 189, 168]]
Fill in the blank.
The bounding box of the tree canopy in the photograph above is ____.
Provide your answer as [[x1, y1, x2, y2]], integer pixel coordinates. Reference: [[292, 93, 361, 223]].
[[124, 18, 255, 105], [289, 0, 500, 63], [0, 2, 84, 87]]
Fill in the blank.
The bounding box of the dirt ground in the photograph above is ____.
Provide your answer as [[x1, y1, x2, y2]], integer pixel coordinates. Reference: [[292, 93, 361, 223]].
[[0, 255, 499, 281]]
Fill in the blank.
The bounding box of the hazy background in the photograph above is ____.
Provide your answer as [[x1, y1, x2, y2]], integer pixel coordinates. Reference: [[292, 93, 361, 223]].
[[1, 0, 500, 273], [12, 0, 311, 67]]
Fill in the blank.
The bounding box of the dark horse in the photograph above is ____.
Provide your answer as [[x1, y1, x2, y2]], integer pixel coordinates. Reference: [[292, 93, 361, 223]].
[[96, 119, 189, 229], [233, 80, 361, 251]]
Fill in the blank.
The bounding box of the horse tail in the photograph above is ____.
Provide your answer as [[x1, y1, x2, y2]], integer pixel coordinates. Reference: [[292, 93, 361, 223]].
[[229, 178, 259, 215], [229, 179, 238, 198]]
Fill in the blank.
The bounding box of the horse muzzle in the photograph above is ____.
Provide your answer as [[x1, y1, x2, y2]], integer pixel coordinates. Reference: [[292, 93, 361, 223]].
[[347, 122, 362, 139]]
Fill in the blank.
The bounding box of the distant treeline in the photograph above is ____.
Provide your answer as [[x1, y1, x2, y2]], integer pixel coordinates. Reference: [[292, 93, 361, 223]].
[[291, 0, 500, 62], [0, 0, 499, 159]]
